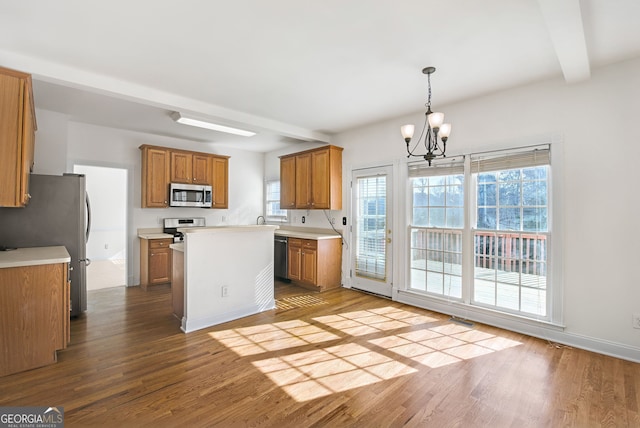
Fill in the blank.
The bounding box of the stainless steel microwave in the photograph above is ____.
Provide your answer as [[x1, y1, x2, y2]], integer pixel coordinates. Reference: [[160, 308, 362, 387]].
[[169, 183, 212, 208]]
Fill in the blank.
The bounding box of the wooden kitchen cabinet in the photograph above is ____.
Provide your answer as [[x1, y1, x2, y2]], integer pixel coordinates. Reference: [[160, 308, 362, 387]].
[[280, 156, 296, 209], [141, 146, 170, 208], [140, 144, 229, 209], [140, 238, 172, 289], [0, 66, 37, 207], [0, 261, 69, 377], [170, 152, 212, 185], [279, 145, 343, 210], [211, 156, 229, 208], [295, 153, 312, 209], [288, 238, 302, 281], [287, 237, 342, 291]]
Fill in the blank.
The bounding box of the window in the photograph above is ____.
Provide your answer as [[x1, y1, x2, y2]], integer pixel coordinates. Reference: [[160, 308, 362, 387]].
[[472, 149, 550, 317], [265, 181, 287, 221], [407, 146, 552, 321], [409, 161, 464, 299]]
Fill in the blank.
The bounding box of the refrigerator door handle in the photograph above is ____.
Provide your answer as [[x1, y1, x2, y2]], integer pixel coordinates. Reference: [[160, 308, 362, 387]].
[[85, 191, 92, 244]]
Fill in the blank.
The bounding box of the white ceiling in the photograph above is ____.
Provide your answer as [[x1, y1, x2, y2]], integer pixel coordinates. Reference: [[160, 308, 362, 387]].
[[1, 0, 640, 152]]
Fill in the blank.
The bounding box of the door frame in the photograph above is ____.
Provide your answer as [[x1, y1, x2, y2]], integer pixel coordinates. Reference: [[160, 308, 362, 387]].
[[72, 160, 133, 287]]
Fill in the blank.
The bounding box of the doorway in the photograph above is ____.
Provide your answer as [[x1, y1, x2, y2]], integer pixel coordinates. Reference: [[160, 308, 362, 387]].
[[351, 166, 393, 297], [73, 164, 128, 290]]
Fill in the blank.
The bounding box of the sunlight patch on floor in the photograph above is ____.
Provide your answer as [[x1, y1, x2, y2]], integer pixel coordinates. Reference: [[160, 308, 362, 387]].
[[276, 294, 330, 310], [209, 320, 340, 356], [368, 319, 522, 369], [252, 344, 417, 401], [208, 305, 522, 401]]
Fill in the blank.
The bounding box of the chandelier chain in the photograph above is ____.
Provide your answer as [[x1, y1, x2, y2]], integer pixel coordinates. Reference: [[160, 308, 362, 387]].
[[426, 71, 432, 111]]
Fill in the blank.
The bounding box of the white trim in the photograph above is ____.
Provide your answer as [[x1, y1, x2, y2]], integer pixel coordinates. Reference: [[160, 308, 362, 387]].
[[396, 290, 639, 363]]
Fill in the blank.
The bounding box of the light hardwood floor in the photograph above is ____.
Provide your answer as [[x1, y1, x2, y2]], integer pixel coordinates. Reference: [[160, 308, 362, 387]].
[[1, 281, 638, 427]]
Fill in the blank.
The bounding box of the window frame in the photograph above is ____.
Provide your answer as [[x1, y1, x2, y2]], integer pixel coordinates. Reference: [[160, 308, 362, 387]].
[[264, 180, 288, 222]]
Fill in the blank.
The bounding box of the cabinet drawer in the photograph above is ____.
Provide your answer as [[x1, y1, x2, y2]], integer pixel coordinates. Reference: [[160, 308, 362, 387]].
[[149, 239, 172, 249], [302, 239, 317, 250], [289, 238, 303, 247]]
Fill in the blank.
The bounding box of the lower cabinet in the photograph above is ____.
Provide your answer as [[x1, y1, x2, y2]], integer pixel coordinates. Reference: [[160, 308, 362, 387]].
[[0, 262, 69, 377], [287, 238, 342, 291], [140, 238, 172, 289]]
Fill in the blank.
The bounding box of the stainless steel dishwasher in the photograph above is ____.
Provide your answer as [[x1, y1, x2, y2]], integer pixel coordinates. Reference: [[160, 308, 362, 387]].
[[274, 236, 289, 279]]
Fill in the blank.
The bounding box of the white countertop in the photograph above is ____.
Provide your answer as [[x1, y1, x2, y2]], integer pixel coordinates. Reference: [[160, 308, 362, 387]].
[[137, 227, 173, 240], [178, 225, 279, 234], [0, 246, 71, 269], [274, 228, 342, 240], [138, 233, 174, 240]]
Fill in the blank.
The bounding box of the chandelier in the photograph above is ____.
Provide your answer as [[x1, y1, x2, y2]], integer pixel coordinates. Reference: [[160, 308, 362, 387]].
[[401, 66, 451, 166]]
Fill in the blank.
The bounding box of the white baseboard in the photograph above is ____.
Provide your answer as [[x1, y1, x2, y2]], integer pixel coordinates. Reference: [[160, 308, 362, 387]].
[[181, 300, 276, 333]]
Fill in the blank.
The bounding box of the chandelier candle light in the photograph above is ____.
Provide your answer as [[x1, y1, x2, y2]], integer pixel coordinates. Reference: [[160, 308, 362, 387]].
[[401, 66, 451, 166]]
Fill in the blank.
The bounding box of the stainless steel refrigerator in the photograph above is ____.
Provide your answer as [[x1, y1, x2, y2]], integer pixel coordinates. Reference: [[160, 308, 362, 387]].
[[0, 173, 90, 317]]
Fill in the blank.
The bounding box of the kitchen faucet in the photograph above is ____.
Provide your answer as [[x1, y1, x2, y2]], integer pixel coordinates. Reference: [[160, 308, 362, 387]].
[[256, 215, 266, 225]]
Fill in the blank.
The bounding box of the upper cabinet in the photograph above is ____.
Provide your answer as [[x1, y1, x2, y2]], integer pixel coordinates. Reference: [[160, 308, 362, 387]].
[[280, 145, 343, 210], [211, 155, 228, 209], [170, 152, 212, 185], [140, 145, 229, 209], [280, 156, 296, 209], [0, 66, 37, 207], [141, 146, 170, 208]]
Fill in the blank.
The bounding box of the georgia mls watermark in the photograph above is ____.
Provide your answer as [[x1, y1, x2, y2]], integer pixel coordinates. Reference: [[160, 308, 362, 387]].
[[0, 407, 64, 428]]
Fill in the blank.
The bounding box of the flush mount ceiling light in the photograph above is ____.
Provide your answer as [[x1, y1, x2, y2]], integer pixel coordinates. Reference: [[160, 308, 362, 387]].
[[401, 66, 451, 166], [171, 112, 256, 137]]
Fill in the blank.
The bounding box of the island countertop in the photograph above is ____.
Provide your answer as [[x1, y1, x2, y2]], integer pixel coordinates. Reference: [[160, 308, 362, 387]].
[[178, 225, 279, 234], [0, 246, 71, 269], [274, 227, 342, 240]]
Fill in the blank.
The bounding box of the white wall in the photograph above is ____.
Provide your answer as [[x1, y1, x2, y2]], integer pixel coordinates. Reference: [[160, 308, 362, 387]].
[[32, 109, 68, 174], [32, 113, 265, 286], [323, 57, 640, 359]]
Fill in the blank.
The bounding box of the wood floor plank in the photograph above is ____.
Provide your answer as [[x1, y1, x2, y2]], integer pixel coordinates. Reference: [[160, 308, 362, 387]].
[[0, 281, 638, 427]]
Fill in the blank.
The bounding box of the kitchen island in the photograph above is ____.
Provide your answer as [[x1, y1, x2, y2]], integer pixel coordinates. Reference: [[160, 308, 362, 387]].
[[171, 225, 278, 333]]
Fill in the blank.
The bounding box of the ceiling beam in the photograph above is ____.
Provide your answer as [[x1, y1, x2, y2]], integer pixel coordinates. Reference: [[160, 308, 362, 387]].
[[0, 49, 332, 144], [537, 0, 591, 83]]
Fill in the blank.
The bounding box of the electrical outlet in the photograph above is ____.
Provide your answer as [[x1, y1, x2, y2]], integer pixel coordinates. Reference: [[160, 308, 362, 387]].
[[342, 217, 347, 226], [633, 313, 640, 329], [222, 286, 228, 298], [302, 216, 306, 224]]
